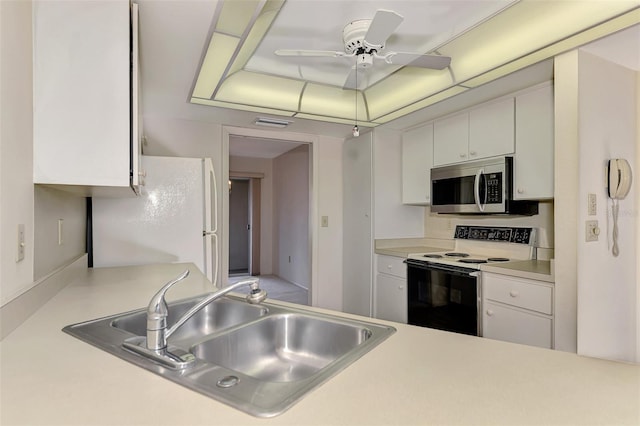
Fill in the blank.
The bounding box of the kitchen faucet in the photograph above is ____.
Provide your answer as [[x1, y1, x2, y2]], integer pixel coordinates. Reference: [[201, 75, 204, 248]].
[[122, 269, 267, 369]]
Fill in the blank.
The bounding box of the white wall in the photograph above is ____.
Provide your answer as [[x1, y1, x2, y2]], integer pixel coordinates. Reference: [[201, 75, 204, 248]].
[[553, 51, 580, 353], [1, 0, 87, 337], [315, 136, 343, 311], [34, 187, 85, 280], [576, 51, 638, 363], [0, 0, 35, 305], [373, 127, 425, 239], [273, 145, 310, 288], [229, 156, 274, 275]]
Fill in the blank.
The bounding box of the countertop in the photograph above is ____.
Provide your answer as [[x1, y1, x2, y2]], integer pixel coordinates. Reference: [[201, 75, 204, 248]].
[[374, 245, 444, 258], [2, 263, 638, 425]]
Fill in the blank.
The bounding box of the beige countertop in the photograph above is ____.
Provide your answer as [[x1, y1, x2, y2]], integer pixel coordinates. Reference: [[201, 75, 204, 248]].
[[375, 246, 444, 257], [481, 259, 554, 282], [2, 263, 638, 425]]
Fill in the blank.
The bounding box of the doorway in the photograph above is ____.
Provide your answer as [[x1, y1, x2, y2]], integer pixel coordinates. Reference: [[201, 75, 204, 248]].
[[224, 130, 313, 306], [228, 178, 250, 276]]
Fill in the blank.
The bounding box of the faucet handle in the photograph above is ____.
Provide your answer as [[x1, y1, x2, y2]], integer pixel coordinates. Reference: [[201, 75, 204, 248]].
[[146, 269, 190, 350]]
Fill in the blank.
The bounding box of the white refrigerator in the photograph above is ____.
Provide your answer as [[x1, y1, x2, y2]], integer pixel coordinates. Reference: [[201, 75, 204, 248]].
[[92, 155, 219, 285]]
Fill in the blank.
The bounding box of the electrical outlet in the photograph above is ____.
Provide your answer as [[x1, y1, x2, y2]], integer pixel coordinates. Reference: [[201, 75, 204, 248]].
[[17, 224, 25, 262], [587, 193, 597, 215], [585, 220, 600, 242]]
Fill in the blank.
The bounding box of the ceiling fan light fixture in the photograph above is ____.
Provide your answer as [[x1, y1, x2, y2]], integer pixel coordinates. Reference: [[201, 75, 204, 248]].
[[254, 117, 292, 128]]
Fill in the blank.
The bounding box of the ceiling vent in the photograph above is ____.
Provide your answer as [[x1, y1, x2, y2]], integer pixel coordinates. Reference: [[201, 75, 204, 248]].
[[254, 117, 291, 128]]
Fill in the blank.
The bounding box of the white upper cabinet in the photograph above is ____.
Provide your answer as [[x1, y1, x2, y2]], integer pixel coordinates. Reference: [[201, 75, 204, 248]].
[[402, 123, 433, 205], [468, 98, 515, 160], [433, 97, 515, 166], [433, 113, 469, 165], [514, 84, 554, 200], [33, 0, 140, 196]]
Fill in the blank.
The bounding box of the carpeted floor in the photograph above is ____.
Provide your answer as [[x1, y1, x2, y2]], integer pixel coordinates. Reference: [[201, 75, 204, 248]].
[[228, 274, 309, 305]]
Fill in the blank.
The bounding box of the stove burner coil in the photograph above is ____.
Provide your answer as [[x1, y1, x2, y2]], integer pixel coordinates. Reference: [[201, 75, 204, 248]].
[[458, 258, 487, 264], [487, 257, 510, 262], [445, 252, 469, 258], [423, 254, 443, 259]]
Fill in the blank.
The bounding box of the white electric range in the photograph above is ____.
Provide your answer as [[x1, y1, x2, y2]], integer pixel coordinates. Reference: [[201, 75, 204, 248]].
[[405, 225, 537, 336]]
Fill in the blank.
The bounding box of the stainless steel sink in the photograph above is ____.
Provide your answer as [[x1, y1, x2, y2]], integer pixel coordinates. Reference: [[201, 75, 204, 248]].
[[191, 313, 372, 382], [63, 294, 395, 417], [111, 297, 267, 345]]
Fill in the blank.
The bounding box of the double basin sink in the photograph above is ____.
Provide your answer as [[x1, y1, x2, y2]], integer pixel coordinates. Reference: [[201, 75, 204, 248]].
[[64, 294, 395, 417]]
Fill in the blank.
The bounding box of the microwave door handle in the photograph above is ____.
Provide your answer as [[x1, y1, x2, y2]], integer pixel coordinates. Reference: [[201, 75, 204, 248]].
[[474, 168, 485, 212]]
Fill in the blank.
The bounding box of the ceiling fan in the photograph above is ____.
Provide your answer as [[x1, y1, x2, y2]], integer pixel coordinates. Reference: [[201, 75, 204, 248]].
[[275, 9, 452, 90]]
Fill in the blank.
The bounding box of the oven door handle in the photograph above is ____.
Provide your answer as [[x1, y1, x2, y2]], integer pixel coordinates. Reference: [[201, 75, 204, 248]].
[[474, 168, 486, 212], [405, 259, 480, 277]]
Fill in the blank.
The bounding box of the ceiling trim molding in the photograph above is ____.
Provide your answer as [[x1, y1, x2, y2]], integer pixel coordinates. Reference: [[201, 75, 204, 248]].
[[191, 1, 640, 127]]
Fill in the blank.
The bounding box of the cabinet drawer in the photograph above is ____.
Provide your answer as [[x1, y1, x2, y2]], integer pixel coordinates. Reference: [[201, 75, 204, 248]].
[[483, 301, 552, 349], [483, 274, 552, 314], [376, 255, 407, 279]]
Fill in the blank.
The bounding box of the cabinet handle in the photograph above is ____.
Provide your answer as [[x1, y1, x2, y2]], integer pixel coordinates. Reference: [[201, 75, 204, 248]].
[[469, 151, 477, 156], [398, 286, 404, 290], [459, 153, 467, 158], [517, 188, 524, 194], [387, 265, 392, 269], [509, 291, 519, 298], [486, 309, 494, 317]]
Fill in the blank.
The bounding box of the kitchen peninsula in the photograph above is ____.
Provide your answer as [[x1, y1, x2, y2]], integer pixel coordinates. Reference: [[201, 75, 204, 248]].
[[1, 263, 638, 425]]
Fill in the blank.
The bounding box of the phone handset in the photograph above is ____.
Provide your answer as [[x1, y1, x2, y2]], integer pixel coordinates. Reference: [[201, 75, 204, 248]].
[[607, 159, 632, 200], [607, 159, 632, 257]]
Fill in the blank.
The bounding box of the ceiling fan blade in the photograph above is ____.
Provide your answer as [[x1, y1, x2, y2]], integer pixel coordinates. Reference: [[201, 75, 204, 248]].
[[384, 52, 451, 70], [275, 49, 346, 58], [364, 9, 403, 47], [342, 67, 366, 90]]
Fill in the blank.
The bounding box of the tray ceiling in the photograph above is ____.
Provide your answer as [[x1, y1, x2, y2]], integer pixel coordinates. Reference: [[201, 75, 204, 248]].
[[188, 0, 640, 127]]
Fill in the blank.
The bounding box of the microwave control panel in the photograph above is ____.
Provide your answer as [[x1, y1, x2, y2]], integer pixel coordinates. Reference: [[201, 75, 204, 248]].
[[454, 226, 535, 245], [485, 173, 502, 203]]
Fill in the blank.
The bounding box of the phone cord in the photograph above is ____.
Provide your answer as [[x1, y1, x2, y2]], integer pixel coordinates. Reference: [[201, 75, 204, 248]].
[[611, 199, 620, 257]]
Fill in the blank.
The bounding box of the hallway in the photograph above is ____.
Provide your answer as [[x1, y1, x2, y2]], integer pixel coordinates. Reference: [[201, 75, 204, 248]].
[[228, 274, 308, 305]]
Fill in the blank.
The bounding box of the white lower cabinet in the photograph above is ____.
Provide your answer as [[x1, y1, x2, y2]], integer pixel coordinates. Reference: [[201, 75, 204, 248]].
[[374, 255, 407, 324], [482, 272, 554, 349]]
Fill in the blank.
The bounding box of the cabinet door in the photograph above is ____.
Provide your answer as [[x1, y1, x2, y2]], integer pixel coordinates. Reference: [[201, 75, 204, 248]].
[[33, 0, 133, 193], [514, 84, 554, 200], [483, 301, 552, 349], [468, 98, 515, 160], [402, 124, 433, 204], [433, 113, 469, 166], [375, 274, 407, 323]]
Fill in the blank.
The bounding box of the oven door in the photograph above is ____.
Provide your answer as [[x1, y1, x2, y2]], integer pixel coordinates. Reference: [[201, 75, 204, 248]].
[[406, 259, 482, 336]]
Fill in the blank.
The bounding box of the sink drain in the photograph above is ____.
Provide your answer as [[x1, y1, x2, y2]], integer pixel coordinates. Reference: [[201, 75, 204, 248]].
[[216, 375, 240, 388]]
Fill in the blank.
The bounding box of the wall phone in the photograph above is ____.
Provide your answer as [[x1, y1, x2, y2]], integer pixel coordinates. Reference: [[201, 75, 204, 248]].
[[607, 158, 632, 200], [606, 158, 632, 257]]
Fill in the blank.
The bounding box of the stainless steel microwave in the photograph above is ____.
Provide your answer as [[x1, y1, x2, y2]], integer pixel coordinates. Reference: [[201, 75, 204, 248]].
[[430, 156, 538, 215]]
